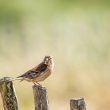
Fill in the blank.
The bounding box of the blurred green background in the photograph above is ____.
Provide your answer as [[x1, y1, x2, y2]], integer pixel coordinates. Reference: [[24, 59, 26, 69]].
[[0, 0, 110, 110]]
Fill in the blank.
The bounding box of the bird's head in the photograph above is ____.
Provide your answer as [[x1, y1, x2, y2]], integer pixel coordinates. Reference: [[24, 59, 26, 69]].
[[43, 56, 54, 69], [43, 56, 52, 64]]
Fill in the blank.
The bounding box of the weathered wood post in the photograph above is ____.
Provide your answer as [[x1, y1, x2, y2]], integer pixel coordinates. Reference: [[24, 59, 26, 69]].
[[33, 84, 48, 110], [0, 77, 18, 110], [70, 98, 86, 110]]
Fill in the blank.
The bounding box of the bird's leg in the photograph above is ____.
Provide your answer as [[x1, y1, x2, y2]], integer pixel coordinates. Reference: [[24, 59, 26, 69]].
[[33, 82, 42, 86], [33, 82, 36, 85]]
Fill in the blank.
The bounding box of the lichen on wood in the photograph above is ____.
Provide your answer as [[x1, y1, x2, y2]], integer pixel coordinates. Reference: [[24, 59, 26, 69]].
[[0, 77, 18, 110]]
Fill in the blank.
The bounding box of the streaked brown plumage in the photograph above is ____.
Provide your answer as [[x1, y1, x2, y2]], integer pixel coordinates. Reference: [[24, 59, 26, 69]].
[[17, 56, 54, 84]]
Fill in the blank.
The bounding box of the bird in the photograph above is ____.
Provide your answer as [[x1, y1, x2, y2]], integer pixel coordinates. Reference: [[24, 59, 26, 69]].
[[16, 56, 54, 85]]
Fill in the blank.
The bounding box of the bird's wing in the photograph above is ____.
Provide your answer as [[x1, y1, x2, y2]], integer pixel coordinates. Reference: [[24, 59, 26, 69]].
[[34, 63, 47, 73], [18, 63, 47, 79], [19, 70, 39, 79]]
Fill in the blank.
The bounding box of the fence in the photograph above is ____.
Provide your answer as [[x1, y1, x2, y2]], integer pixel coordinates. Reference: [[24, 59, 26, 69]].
[[0, 77, 86, 110]]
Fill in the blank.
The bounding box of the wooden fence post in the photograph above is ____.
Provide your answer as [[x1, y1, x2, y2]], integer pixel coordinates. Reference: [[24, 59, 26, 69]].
[[0, 77, 18, 110], [0, 77, 87, 110], [33, 84, 48, 110], [70, 98, 86, 110]]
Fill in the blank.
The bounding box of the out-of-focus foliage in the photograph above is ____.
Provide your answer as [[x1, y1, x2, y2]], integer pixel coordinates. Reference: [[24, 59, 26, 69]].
[[0, 1, 110, 110]]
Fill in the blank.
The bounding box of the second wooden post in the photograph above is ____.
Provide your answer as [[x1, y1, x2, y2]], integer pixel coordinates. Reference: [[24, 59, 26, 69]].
[[33, 85, 48, 110]]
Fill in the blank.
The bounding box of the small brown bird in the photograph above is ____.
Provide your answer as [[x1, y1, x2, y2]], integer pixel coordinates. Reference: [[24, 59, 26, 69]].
[[16, 56, 54, 84]]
